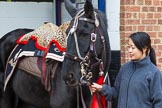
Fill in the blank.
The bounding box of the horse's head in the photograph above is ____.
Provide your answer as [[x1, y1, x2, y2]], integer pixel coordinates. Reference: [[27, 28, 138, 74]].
[[62, 0, 111, 87]]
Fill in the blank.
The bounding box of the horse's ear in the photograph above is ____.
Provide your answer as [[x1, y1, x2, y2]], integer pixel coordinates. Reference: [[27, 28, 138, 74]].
[[84, 0, 94, 18], [64, 0, 78, 18]]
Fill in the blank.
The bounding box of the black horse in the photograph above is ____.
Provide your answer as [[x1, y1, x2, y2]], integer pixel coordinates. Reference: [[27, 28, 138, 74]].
[[62, 0, 111, 107], [0, 0, 111, 108]]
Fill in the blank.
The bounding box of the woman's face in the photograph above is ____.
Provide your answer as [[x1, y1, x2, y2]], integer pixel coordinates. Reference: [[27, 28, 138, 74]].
[[127, 38, 146, 61]]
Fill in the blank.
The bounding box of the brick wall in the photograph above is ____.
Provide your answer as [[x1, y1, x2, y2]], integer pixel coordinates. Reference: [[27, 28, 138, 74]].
[[120, 0, 162, 70]]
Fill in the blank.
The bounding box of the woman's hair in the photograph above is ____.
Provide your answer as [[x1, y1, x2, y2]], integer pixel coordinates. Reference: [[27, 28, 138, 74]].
[[129, 32, 156, 66]]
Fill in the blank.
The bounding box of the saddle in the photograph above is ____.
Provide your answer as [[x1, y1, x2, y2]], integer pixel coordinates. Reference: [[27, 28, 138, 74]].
[[4, 21, 70, 91]]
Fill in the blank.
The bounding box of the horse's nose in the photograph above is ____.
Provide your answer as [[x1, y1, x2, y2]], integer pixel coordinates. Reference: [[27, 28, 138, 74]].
[[63, 73, 78, 86]]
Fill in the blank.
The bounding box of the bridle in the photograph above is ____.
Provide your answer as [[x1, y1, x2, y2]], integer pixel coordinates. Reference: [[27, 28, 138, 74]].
[[65, 9, 106, 85], [65, 9, 107, 108]]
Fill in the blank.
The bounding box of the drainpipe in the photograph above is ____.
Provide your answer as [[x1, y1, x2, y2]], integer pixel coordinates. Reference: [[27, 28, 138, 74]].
[[98, 0, 105, 13], [55, 0, 61, 26]]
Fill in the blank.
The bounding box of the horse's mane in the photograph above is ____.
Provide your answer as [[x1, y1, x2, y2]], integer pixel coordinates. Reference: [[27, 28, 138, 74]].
[[94, 9, 108, 29]]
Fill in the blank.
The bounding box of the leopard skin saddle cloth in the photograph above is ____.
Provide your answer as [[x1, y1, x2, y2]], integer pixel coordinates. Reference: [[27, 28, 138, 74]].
[[17, 21, 70, 51]]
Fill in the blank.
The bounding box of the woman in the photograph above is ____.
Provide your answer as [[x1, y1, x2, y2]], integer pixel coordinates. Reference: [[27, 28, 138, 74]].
[[90, 32, 162, 108]]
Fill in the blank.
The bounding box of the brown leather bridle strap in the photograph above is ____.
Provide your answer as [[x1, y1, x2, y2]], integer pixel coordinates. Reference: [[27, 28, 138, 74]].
[[65, 53, 82, 62]]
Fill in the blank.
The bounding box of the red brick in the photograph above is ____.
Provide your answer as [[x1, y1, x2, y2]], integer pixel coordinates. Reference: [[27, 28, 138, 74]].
[[120, 6, 125, 12], [138, 26, 145, 31], [154, 13, 161, 18], [146, 26, 153, 31], [157, 7, 162, 12], [133, 13, 137, 18], [158, 45, 162, 50], [154, 39, 161, 44], [142, 20, 156, 24], [138, 13, 145, 18], [155, 51, 161, 56], [124, 26, 133, 31], [158, 32, 162, 37], [120, 19, 125, 25], [120, 13, 132, 18], [125, 20, 140, 25], [154, 26, 160, 31], [121, 0, 135, 5], [153, 1, 160, 5], [120, 26, 124, 31], [158, 20, 162, 24], [149, 7, 156, 12], [133, 26, 137, 31], [142, 7, 149, 12], [120, 39, 127, 45], [136, 0, 144, 5], [152, 45, 157, 49], [158, 58, 162, 63], [125, 6, 140, 12], [145, 0, 152, 5], [147, 13, 153, 18], [147, 32, 157, 38]]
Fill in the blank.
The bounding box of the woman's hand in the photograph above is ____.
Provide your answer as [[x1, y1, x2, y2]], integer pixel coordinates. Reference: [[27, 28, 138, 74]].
[[89, 83, 103, 93]]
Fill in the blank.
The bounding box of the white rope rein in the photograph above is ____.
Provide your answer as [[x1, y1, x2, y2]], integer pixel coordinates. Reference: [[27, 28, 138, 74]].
[[66, 9, 85, 60]]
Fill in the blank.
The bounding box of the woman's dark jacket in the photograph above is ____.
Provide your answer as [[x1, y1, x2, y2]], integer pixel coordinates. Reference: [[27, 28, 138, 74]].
[[101, 55, 162, 108]]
